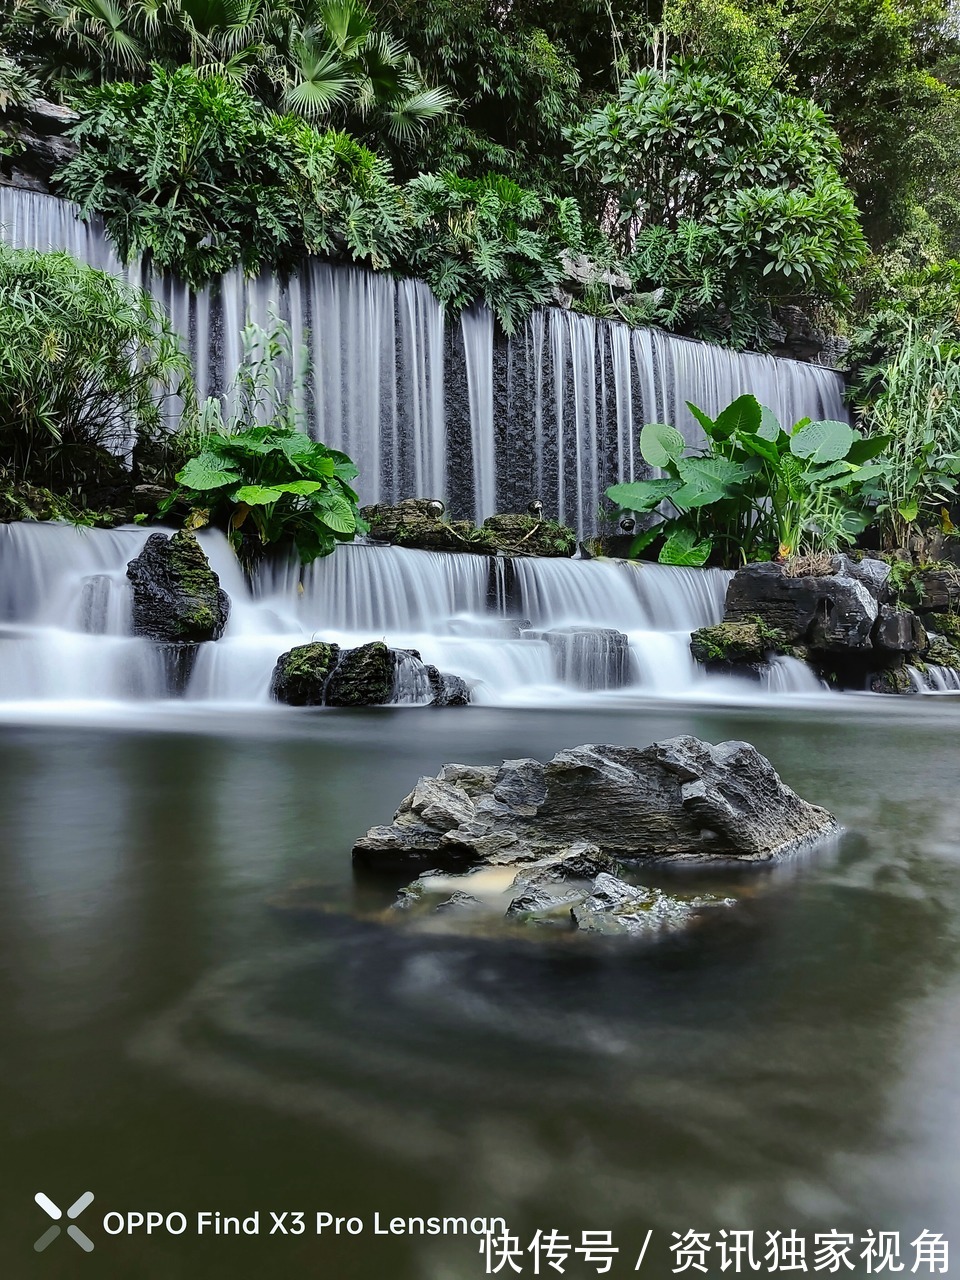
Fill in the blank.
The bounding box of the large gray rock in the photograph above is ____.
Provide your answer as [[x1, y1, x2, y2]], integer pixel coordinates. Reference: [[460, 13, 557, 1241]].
[[725, 560, 878, 651], [352, 735, 837, 869], [126, 530, 229, 643]]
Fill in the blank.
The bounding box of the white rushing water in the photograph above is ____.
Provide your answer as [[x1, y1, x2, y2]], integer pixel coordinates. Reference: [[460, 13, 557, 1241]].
[[0, 522, 836, 710], [0, 186, 848, 535]]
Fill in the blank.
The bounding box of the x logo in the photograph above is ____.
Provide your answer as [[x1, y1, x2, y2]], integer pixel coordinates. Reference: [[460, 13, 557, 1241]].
[[34, 1192, 95, 1252]]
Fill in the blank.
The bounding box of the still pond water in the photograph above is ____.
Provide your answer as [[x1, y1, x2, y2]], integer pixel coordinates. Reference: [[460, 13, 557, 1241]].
[[1, 698, 959, 1278]]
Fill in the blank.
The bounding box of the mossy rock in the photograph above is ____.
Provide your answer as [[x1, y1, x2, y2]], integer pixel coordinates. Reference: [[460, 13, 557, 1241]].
[[925, 634, 960, 670], [482, 514, 577, 557], [869, 666, 915, 694], [126, 529, 230, 643], [690, 620, 785, 666], [271, 641, 340, 706], [928, 612, 960, 646], [325, 641, 396, 707]]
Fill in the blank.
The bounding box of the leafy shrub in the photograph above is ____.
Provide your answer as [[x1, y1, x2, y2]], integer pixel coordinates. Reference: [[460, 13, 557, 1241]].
[[858, 322, 960, 548], [606, 395, 889, 566], [164, 313, 366, 563], [568, 61, 866, 348], [57, 65, 409, 287], [0, 241, 190, 491], [404, 172, 583, 334]]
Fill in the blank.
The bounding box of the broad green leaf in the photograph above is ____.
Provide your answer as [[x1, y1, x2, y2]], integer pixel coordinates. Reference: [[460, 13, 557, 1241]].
[[658, 528, 712, 566], [713, 394, 762, 439], [177, 453, 240, 492], [606, 478, 682, 511], [846, 434, 891, 465], [685, 401, 718, 439], [757, 405, 783, 441], [639, 421, 686, 469], [233, 485, 284, 505], [671, 482, 729, 509], [789, 419, 857, 464], [677, 456, 751, 488], [314, 493, 357, 534], [272, 480, 324, 495], [738, 432, 780, 464], [898, 499, 920, 523]]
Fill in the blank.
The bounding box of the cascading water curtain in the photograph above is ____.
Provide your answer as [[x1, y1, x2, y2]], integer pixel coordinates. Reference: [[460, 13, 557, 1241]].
[[0, 184, 849, 535]]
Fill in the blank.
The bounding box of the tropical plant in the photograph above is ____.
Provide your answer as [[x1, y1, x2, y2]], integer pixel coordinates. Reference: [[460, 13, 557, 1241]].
[[404, 172, 583, 334], [858, 321, 960, 548], [606, 395, 890, 566], [0, 241, 191, 492], [567, 60, 867, 347], [163, 313, 366, 563], [57, 66, 408, 286], [19, 0, 454, 147]]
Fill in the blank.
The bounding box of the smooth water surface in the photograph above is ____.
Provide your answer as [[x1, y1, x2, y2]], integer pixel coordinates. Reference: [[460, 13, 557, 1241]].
[[2, 698, 959, 1277]]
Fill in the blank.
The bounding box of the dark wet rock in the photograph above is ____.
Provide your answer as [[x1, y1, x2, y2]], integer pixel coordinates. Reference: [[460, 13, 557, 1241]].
[[352, 735, 837, 868], [690, 621, 783, 667], [434, 891, 482, 914], [873, 606, 927, 655], [426, 666, 470, 706], [836, 554, 891, 600], [126, 530, 229, 643], [899, 568, 960, 614], [132, 484, 174, 517], [325, 641, 396, 707], [571, 872, 734, 938], [528, 627, 630, 689], [869, 665, 915, 695], [724, 561, 877, 650], [505, 885, 584, 925], [271, 641, 340, 706]]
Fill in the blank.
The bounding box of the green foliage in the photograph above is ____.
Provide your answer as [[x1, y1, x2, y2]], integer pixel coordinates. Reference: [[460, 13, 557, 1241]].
[[568, 60, 866, 348], [405, 172, 583, 334], [857, 321, 960, 548], [0, 241, 191, 490], [57, 65, 406, 287], [606, 394, 885, 566], [163, 312, 366, 562], [15, 0, 454, 149]]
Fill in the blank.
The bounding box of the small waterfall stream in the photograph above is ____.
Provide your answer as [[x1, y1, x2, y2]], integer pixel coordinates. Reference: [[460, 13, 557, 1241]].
[[0, 186, 849, 534], [0, 522, 834, 709]]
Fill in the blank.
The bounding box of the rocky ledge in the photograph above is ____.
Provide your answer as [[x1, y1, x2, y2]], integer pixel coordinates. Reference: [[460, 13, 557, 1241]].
[[361, 498, 577, 557], [353, 735, 836, 869], [691, 554, 960, 692]]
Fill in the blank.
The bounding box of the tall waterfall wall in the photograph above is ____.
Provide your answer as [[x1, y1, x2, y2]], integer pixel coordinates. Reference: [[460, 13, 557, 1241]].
[[0, 185, 849, 533]]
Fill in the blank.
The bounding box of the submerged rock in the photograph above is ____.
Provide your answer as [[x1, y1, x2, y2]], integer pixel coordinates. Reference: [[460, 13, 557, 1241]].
[[126, 530, 229, 643], [270, 641, 340, 706], [425, 666, 470, 706], [352, 735, 837, 869], [571, 872, 733, 937]]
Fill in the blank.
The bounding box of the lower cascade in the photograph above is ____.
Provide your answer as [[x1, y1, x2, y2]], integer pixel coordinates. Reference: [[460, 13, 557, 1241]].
[[0, 520, 844, 708]]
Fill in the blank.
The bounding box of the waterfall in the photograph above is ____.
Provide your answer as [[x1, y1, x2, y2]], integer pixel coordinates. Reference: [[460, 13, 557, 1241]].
[[0, 521, 843, 709], [0, 185, 849, 534]]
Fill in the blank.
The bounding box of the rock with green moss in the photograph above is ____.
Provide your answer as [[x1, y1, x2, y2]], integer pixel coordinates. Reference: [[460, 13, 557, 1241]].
[[126, 529, 229, 643], [868, 665, 914, 695], [928, 612, 960, 646], [271, 641, 340, 706], [690, 620, 784, 666], [482, 513, 577, 557], [925, 634, 960, 670], [325, 641, 396, 707]]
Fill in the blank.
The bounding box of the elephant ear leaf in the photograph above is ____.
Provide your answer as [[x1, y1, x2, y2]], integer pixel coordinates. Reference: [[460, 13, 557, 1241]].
[[177, 453, 240, 491], [640, 421, 686, 468], [713, 393, 762, 439], [606, 478, 682, 511], [658, 528, 712, 566], [790, 419, 857, 464], [685, 401, 718, 439]]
